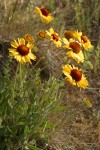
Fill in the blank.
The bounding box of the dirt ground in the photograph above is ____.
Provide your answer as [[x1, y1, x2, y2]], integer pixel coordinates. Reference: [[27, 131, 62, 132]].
[[49, 75, 100, 150]]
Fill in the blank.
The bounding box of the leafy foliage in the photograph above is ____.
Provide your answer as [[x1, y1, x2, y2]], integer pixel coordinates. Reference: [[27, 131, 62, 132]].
[[0, 60, 64, 149]]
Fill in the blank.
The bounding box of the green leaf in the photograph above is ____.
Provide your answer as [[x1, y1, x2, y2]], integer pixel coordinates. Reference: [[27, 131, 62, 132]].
[[18, 122, 25, 126], [28, 145, 42, 150], [84, 61, 93, 69], [42, 121, 54, 129], [24, 125, 30, 137], [55, 105, 66, 111]]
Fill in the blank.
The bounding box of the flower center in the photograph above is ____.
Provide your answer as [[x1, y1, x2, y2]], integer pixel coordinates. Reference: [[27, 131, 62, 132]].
[[40, 8, 49, 16], [70, 69, 82, 82], [17, 45, 29, 56], [51, 34, 59, 41], [69, 41, 81, 54], [81, 35, 87, 43]]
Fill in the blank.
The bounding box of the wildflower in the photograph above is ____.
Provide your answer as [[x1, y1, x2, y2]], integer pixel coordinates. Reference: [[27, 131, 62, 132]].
[[46, 28, 62, 47], [9, 38, 36, 64], [72, 31, 93, 50], [62, 64, 88, 88], [37, 31, 47, 40], [25, 34, 35, 43], [80, 35, 93, 50], [34, 7, 54, 23], [63, 39, 84, 63]]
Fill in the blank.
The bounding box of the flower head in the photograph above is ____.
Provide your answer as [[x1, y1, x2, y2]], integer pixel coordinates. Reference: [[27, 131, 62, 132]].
[[25, 34, 35, 43], [64, 30, 77, 40], [80, 35, 93, 50], [37, 31, 47, 40], [35, 7, 54, 23], [72, 31, 93, 50], [46, 28, 62, 47], [9, 38, 36, 64], [62, 64, 88, 88], [63, 39, 84, 63]]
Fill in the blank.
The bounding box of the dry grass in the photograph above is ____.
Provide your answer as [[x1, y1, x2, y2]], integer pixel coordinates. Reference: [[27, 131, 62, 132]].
[[49, 86, 100, 150]]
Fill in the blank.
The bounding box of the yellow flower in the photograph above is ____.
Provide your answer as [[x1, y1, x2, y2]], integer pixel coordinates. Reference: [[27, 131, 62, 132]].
[[9, 38, 36, 64], [46, 28, 62, 47], [63, 39, 84, 63], [34, 7, 54, 23], [25, 34, 35, 43], [62, 64, 88, 88], [37, 31, 47, 40], [80, 35, 93, 50], [72, 31, 93, 50]]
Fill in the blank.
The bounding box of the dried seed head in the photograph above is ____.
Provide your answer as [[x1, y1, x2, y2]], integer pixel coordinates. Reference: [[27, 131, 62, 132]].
[[38, 31, 46, 39], [64, 30, 75, 40]]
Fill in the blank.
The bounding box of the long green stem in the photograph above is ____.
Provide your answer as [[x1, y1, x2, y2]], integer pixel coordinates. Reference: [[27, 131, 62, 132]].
[[12, 64, 19, 102], [19, 63, 23, 97]]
